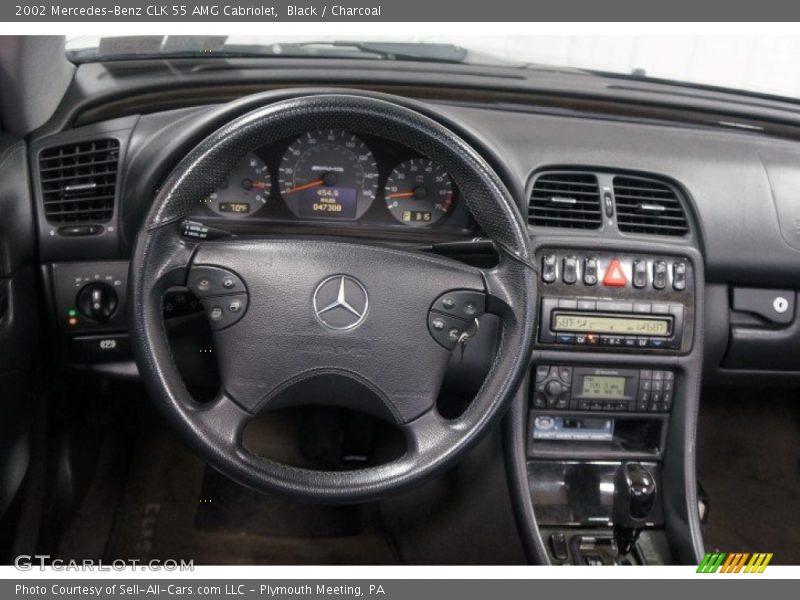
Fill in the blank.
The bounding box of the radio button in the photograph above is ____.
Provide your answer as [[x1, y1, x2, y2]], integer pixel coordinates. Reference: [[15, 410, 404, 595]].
[[577, 299, 596, 311], [603, 402, 616, 411], [562, 256, 578, 284], [639, 369, 653, 379], [586, 334, 600, 345], [641, 380, 652, 392], [637, 401, 649, 412], [649, 338, 667, 349], [579, 401, 592, 410], [663, 370, 675, 381], [559, 367, 573, 382], [653, 261, 668, 289], [557, 334, 575, 345], [533, 393, 547, 408], [651, 303, 670, 314], [636, 337, 649, 347], [535, 365, 550, 380], [663, 391, 673, 406], [558, 298, 578, 309], [575, 334, 587, 345], [633, 302, 652, 313], [639, 390, 651, 403], [652, 391, 663, 403], [545, 380, 564, 397], [652, 370, 664, 381], [589, 401, 603, 411], [554, 398, 569, 410], [596, 300, 633, 312], [633, 259, 648, 288], [542, 254, 557, 283], [583, 258, 598, 285], [652, 380, 664, 392]]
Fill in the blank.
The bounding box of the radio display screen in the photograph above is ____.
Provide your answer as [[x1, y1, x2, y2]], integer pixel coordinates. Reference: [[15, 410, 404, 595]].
[[581, 375, 626, 398], [553, 313, 671, 336]]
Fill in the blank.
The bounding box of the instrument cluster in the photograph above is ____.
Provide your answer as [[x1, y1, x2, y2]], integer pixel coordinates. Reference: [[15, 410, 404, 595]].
[[195, 129, 472, 233]]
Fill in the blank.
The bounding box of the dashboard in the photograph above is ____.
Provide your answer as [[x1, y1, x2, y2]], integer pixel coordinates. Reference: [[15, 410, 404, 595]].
[[10, 59, 800, 568], [190, 129, 472, 234]]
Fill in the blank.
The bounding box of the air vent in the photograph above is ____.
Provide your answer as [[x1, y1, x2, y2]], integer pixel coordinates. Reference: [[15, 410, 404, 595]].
[[39, 138, 119, 224], [614, 176, 689, 236], [529, 172, 602, 229]]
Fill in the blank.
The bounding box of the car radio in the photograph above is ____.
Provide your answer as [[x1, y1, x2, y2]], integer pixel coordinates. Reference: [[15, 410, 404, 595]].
[[532, 364, 674, 413], [536, 251, 694, 353]]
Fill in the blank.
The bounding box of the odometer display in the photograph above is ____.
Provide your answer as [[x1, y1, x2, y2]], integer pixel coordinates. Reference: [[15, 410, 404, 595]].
[[278, 130, 378, 220]]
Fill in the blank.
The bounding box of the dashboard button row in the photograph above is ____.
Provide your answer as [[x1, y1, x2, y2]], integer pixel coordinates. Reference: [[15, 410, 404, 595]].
[[541, 253, 688, 291]]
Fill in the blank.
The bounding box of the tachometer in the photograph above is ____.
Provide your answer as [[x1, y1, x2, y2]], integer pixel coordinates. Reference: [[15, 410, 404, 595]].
[[278, 129, 379, 220], [205, 153, 271, 218], [384, 158, 453, 226]]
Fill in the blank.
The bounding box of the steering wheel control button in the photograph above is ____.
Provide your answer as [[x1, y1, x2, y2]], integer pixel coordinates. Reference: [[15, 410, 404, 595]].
[[188, 265, 247, 298], [431, 290, 486, 321], [428, 291, 485, 350], [602, 257, 627, 287], [200, 294, 248, 330]]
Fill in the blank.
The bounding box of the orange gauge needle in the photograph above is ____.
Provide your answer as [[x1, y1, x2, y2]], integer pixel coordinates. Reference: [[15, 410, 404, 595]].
[[285, 179, 324, 194], [386, 191, 416, 199], [250, 181, 270, 190]]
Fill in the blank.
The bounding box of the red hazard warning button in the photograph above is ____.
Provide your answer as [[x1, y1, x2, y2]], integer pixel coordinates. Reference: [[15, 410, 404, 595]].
[[603, 258, 628, 287]]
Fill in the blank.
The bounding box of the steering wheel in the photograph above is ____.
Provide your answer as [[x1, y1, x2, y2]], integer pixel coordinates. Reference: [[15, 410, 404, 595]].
[[129, 93, 536, 503]]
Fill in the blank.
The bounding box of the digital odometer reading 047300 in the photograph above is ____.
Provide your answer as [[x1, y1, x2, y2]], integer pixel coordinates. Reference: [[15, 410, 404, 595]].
[[553, 314, 670, 336]]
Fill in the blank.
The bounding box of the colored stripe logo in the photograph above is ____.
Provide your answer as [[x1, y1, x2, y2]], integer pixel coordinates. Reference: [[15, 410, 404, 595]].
[[697, 552, 773, 573]]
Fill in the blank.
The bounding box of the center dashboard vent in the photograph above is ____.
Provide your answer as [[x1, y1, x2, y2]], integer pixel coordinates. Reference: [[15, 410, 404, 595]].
[[39, 138, 120, 224], [528, 172, 602, 230], [613, 175, 689, 237]]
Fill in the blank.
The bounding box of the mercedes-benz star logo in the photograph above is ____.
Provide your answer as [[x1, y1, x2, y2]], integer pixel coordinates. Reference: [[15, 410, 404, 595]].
[[313, 275, 369, 330]]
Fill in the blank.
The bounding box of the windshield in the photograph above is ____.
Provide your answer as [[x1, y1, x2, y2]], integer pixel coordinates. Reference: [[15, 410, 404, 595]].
[[66, 35, 800, 102]]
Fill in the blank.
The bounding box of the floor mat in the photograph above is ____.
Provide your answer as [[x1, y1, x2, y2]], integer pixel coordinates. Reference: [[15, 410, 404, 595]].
[[195, 467, 361, 538], [86, 427, 398, 565], [697, 388, 800, 565]]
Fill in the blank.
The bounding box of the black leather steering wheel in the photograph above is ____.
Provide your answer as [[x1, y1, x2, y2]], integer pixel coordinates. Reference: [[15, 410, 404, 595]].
[[129, 93, 536, 503]]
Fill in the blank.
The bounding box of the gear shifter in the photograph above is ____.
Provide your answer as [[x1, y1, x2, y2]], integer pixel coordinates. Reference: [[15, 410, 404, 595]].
[[613, 462, 657, 559]]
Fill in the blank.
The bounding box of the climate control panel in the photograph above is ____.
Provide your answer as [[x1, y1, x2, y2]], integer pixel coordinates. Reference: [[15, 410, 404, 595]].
[[536, 249, 695, 354]]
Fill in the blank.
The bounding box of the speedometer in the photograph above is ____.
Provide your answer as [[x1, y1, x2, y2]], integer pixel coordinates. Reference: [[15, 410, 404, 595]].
[[278, 129, 379, 220], [205, 153, 270, 218]]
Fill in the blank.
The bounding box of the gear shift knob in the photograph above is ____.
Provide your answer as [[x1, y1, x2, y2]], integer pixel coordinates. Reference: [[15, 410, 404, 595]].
[[613, 462, 657, 557]]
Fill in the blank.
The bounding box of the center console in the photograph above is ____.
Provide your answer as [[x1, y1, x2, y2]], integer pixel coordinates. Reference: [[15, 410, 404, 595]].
[[511, 244, 704, 566]]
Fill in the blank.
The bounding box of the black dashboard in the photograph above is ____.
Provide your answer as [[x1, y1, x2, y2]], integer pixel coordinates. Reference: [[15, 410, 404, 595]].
[[10, 56, 800, 566]]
